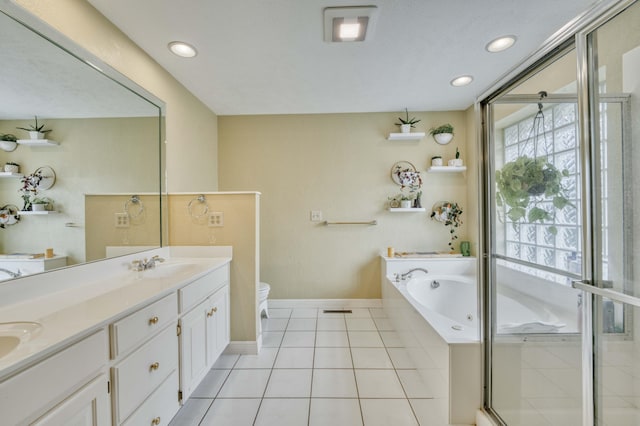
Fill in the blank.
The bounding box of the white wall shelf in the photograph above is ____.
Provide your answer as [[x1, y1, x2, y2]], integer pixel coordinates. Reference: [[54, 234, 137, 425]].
[[427, 166, 467, 173], [389, 207, 426, 212], [0, 172, 23, 178], [387, 132, 425, 141], [19, 210, 58, 215], [17, 139, 59, 146]]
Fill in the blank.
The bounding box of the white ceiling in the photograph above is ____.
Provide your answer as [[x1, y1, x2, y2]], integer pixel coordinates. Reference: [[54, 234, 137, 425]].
[[88, 0, 598, 116]]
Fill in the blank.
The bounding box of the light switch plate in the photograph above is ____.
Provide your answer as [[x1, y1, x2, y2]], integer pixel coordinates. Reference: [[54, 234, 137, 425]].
[[208, 212, 224, 227], [310, 210, 323, 221], [114, 212, 129, 228]]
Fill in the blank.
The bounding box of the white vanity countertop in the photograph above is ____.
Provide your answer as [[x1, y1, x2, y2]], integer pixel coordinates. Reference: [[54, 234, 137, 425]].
[[0, 255, 231, 379]]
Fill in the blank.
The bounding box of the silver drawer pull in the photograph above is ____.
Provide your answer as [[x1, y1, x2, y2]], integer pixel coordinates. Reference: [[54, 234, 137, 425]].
[[151, 417, 161, 425], [149, 362, 160, 371], [149, 316, 159, 325]]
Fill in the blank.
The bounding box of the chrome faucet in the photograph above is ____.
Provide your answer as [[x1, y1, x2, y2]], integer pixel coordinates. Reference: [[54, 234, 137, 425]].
[[132, 255, 165, 271], [0, 267, 21, 278], [400, 267, 429, 280]]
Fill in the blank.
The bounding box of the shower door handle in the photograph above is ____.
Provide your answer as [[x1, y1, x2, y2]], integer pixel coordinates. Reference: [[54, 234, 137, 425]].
[[572, 280, 640, 308]]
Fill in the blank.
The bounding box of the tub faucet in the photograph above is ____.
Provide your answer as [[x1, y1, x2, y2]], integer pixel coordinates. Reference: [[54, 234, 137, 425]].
[[0, 267, 21, 278], [400, 268, 429, 280]]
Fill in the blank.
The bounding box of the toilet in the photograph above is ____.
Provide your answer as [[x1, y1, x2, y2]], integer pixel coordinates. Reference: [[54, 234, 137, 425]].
[[259, 282, 271, 318]]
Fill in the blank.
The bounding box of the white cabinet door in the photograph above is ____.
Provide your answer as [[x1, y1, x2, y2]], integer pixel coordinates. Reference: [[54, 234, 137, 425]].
[[178, 298, 209, 400], [32, 374, 111, 426], [206, 285, 229, 367]]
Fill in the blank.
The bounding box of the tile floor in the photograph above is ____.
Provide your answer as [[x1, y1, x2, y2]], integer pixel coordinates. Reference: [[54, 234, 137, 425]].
[[169, 306, 448, 426]]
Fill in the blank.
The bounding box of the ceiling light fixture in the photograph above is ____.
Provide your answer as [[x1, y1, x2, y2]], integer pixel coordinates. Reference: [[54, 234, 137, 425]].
[[485, 35, 517, 53], [168, 41, 198, 58], [324, 6, 378, 43], [450, 75, 474, 87]]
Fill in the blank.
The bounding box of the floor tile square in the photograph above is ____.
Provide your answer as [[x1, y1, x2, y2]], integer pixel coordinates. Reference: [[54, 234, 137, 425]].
[[268, 308, 292, 319], [217, 369, 271, 398], [281, 331, 316, 347], [355, 369, 405, 398], [373, 318, 394, 331], [348, 308, 373, 318], [262, 331, 284, 348], [317, 318, 346, 331], [379, 331, 404, 348], [254, 398, 310, 426], [346, 318, 377, 331], [396, 370, 437, 398], [369, 308, 387, 318], [409, 398, 448, 426], [191, 369, 231, 398], [168, 398, 212, 426], [316, 331, 349, 347], [351, 347, 394, 369], [348, 331, 384, 347], [265, 369, 312, 398], [261, 318, 289, 331], [309, 398, 363, 426], [314, 347, 353, 368], [360, 399, 418, 426], [287, 318, 317, 331], [199, 398, 261, 426], [312, 369, 358, 398], [274, 347, 315, 368], [234, 347, 278, 369], [212, 354, 239, 369], [387, 348, 416, 369], [291, 308, 318, 318]]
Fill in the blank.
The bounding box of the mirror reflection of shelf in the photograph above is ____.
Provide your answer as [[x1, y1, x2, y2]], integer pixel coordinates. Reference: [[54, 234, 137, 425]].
[[389, 208, 426, 212], [19, 211, 58, 215], [0, 172, 23, 178], [16, 139, 60, 146], [387, 132, 425, 141], [427, 166, 467, 173]]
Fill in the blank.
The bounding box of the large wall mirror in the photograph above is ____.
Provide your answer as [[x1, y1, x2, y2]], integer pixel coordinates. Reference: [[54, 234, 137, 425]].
[[0, 3, 165, 281]]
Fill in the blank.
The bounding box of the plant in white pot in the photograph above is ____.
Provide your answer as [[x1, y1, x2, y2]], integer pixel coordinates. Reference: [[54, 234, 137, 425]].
[[395, 108, 421, 133], [16, 116, 52, 140], [4, 162, 19, 173], [0, 133, 18, 152], [31, 197, 52, 211], [429, 123, 454, 145]]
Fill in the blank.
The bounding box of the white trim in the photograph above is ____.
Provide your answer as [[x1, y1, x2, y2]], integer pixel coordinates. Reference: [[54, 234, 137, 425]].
[[224, 341, 258, 355], [168, 191, 261, 196], [268, 299, 382, 309]]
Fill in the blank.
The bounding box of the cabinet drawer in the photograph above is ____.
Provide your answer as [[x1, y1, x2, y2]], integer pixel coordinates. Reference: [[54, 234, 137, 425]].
[[122, 370, 179, 426], [111, 293, 177, 359], [112, 325, 178, 423], [0, 329, 108, 426], [179, 264, 229, 312]]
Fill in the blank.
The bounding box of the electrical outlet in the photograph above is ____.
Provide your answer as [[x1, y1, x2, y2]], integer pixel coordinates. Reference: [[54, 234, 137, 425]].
[[208, 212, 224, 227], [310, 210, 323, 222], [115, 213, 129, 228]]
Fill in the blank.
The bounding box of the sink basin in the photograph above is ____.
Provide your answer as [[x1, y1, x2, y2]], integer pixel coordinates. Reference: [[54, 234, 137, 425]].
[[0, 322, 43, 358]]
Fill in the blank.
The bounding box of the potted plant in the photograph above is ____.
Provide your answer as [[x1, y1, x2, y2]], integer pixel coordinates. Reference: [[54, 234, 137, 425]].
[[429, 123, 454, 145], [448, 147, 463, 167], [19, 169, 44, 211], [495, 156, 571, 232], [431, 155, 443, 167], [4, 162, 19, 174], [31, 197, 51, 211], [0, 134, 18, 152], [400, 194, 413, 209], [430, 201, 463, 252], [395, 108, 421, 133], [16, 116, 52, 140]]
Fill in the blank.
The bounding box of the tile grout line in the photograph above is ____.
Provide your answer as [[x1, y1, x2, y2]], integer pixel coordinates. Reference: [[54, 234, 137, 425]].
[[196, 353, 240, 426], [345, 310, 366, 426]]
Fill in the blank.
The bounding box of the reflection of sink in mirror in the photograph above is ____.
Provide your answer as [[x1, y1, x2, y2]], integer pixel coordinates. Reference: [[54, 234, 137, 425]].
[[142, 263, 201, 279], [0, 322, 43, 358]]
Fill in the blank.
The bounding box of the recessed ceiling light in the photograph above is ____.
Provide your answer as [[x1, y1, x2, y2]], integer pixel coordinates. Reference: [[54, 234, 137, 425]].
[[450, 75, 474, 87], [324, 6, 378, 42], [168, 41, 198, 58], [486, 35, 517, 53]]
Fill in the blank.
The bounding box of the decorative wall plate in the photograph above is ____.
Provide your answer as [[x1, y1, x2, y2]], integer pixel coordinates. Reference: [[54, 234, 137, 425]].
[[390, 161, 417, 186], [35, 166, 56, 190]]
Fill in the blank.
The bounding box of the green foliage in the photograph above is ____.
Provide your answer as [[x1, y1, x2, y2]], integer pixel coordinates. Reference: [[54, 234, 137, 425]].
[[16, 116, 51, 134], [495, 155, 572, 224], [395, 108, 421, 127], [429, 123, 454, 135], [0, 134, 17, 142]]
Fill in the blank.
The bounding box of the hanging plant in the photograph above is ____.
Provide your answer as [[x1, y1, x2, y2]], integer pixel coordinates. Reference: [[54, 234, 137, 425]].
[[431, 201, 463, 252], [495, 91, 572, 234]]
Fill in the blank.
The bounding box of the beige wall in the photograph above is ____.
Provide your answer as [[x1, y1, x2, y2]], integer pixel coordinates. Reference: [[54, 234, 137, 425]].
[[168, 193, 259, 342], [14, 0, 219, 193], [219, 112, 476, 299]]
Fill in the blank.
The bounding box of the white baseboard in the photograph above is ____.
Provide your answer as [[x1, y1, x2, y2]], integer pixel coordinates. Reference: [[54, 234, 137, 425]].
[[268, 299, 382, 309], [225, 340, 259, 355]]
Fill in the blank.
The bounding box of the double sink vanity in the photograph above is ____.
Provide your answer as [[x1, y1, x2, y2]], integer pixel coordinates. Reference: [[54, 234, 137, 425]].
[[0, 247, 231, 425]]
